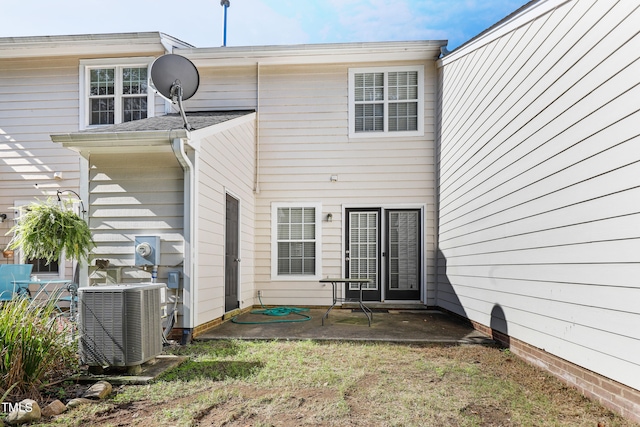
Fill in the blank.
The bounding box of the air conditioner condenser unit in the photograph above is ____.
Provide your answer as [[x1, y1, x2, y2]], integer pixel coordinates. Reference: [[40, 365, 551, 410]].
[[78, 283, 164, 367]]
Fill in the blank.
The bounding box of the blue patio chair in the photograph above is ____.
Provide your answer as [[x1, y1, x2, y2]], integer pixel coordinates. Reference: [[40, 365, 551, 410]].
[[0, 264, 33, 301]]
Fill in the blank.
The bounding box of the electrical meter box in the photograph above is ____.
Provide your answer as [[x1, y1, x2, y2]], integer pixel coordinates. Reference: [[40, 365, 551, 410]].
[[167, 271, 180, 289], [134, 235, 160, 266]]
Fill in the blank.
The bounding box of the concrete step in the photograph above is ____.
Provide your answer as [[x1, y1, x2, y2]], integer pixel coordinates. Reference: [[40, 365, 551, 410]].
[[342, 302, 431, 311]]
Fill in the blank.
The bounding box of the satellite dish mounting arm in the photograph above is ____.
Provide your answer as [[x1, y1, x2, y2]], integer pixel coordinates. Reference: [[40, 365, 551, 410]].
[[169, 79, 193, 131], [149, 54, 200, 131]]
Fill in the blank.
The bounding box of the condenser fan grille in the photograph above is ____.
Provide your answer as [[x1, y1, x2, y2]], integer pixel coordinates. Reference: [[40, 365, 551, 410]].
[[78, 284, 163, 367]]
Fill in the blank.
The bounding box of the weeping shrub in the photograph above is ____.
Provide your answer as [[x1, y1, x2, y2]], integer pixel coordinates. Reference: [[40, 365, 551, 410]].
[[0, 296, 77, 399], [6, 198, 93, 265]]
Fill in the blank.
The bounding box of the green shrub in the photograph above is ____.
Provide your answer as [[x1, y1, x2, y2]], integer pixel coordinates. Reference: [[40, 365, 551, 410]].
[[0, 296, 77, 399], [6, 198, 94, 265]]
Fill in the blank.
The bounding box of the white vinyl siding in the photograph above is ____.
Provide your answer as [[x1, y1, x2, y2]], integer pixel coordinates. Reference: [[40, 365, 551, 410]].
[[88, 152, 184, 282], [195, 116, 256, 324], [251, 61, 437, 306], [186, 66, 259, 111], [349, 66, 423, 138], [0, 56, 82, 279], [437, 0, 640, 391], [271, 202, 321, 280]]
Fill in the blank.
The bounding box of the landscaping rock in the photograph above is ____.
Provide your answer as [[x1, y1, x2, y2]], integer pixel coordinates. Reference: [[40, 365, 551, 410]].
[[66, 398, 94, 408], [83, 380, 112, 400], [5, 399, 41, 425], [41, 399, 67, 417]]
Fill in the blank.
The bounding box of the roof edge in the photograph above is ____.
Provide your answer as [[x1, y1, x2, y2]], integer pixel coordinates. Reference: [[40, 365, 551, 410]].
[[438, 0, 571, 66], [0, 32, 194, 59], [179, 40, 448, 66]]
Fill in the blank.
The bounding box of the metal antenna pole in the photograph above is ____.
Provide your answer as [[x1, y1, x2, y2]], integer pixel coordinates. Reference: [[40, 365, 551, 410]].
[[221, 0, 230, 47]]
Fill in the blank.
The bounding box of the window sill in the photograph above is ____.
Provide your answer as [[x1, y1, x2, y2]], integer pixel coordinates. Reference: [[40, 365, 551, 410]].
[[348, 130, 424, 139], [270, 274, 322, 282]]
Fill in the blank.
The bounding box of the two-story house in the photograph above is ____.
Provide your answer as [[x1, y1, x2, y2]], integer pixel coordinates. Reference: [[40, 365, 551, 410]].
[[1, 0, 638, 422], [45, 38, 445, 336]]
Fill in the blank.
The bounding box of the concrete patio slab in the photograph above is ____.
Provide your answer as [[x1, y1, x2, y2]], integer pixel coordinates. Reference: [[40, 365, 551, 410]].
[[196, 308, 496, 345]]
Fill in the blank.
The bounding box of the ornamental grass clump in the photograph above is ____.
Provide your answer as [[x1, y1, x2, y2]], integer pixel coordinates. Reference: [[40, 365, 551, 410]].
[[0, 296, 77, 400], [6, 198, 93, 265]]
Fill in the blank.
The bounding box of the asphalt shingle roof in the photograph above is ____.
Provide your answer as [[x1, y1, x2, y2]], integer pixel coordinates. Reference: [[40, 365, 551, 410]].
[[81, 111, 254, 134]]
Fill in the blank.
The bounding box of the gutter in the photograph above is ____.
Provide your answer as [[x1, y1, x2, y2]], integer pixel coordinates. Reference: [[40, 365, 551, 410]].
[[0, 32, 189, 59], [171, 137, 198, 342], [181, 40, 447, 67]]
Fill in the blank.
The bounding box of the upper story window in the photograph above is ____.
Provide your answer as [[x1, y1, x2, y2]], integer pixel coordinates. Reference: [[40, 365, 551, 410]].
[[348, 66, 424, 138], [80, 58, 155, 129]]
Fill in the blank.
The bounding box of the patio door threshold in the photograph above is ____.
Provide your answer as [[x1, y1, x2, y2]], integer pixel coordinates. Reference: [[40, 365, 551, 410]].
[[342, 302, 428, 311]]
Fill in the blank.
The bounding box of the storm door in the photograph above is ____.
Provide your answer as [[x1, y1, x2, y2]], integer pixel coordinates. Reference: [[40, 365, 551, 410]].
[[224, 194, 240, 312], [345, 209, 381, 301], [385, 209, 421, 300]]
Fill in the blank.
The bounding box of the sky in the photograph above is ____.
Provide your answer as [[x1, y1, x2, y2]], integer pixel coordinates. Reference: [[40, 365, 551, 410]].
[[0, 0, 529, 51]]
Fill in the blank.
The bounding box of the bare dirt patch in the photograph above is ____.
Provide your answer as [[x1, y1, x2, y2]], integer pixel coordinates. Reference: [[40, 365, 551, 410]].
[[32, 342, 638, 427]]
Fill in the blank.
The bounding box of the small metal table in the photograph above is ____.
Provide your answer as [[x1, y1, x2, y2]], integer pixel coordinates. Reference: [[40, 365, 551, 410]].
[[319, 278, 373, 326], [13, 279, 73, 299]]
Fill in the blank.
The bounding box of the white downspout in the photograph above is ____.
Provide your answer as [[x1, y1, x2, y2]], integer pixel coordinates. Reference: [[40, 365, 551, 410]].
[[254, 62, 261, 194], [171, 137, 197, 340]]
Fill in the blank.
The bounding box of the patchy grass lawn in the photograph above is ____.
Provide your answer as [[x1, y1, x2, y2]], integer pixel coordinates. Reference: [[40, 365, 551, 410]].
[[33, 340, 636, 426]]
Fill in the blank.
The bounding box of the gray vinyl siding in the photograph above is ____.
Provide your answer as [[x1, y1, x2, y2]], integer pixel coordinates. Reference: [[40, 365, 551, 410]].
[[437, 0, 640, 390], [253, 62, 438, 306]]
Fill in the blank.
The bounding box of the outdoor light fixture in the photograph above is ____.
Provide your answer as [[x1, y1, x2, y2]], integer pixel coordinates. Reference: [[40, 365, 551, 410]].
[[0, 213, 6, 223], [326, 213, 333, 222]]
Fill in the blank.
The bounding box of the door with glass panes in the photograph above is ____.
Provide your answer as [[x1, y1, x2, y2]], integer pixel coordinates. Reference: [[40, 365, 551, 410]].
[[345, 208, 421, 301]]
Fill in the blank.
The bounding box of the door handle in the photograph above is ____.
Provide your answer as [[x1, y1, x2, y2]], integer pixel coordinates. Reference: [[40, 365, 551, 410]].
[[234, 258, 241, 262], [345, 256, 350, 261]]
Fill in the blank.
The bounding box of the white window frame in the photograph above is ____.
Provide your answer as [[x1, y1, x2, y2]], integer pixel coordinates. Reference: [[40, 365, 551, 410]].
[[79, 57, 155, 130], [271, 202, 322, 281], [348, 65, 424, 139]]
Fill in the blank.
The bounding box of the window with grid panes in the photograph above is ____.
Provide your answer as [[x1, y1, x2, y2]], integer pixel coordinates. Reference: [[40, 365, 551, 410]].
[[87, 66, 149, 125], [276, 206, 317, 276], [349, 66, 423, 137], [28, 258, 59, 274]]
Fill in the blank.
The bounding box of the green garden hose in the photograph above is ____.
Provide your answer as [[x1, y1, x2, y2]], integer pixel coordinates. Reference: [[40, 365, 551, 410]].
[[231, 295, 311, 324]]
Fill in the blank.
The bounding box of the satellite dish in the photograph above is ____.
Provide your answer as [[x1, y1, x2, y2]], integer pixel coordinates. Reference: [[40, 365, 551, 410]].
[[149, 54, 200, 130]]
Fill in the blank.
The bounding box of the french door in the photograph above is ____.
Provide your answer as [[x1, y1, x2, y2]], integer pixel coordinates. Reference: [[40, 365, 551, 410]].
[[345, 208, 421, 302], [345, 209, 382, 301]]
